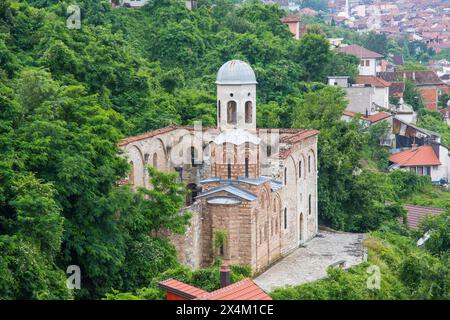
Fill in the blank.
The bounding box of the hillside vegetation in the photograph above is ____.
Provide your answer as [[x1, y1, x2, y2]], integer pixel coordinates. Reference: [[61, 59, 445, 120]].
[[0, 0, 448, 300]]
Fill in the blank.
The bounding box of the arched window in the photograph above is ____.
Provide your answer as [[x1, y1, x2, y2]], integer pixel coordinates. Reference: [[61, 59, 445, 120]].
[[152, 153, 158, 168], [129, 161, 135, 184], [308, 194, 312, 215], [245, 101, 252, 123], [245, 157, 249, 178], [308, 155, 311, 173], [299, 160, 302, 178], [227, 101, 237, 124], [227, 162, 232, 179], [190, 147, 198, 166], [284, 167, 287, 185], [284, 208, 287, 229]]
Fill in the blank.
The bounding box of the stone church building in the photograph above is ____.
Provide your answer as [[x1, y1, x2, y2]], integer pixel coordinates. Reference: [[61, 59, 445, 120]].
[[119, 60, 319, 273]]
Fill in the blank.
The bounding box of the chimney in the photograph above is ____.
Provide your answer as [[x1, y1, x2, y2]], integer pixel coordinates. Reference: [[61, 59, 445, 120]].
[[220, 265, 231, 288]]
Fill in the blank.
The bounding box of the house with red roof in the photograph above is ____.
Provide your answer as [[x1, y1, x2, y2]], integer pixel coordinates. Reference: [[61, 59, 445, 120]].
[[280, 15, 308, 40], [355, 75, 391, 109], [389, 144, 450, 183], [159, 265, 272, 301], [336, 44, 384, 76], [378, 71, 444, 111]]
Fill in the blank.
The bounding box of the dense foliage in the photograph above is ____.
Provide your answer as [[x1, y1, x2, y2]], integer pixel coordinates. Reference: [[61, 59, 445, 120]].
[[0, 0, 447, 300], [271, 215, 450, 300]]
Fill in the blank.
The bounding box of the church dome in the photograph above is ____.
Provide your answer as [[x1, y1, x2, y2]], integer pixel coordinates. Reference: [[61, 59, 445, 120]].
[[216, 60, 257, 85]]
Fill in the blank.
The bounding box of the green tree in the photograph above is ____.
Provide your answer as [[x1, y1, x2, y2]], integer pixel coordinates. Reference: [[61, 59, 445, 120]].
[[294, 32, 331, 81]]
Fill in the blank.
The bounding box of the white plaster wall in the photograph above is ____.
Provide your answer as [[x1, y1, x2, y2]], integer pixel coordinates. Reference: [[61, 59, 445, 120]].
[[358, 58, 377, 76], [373, 87, 389, 109]]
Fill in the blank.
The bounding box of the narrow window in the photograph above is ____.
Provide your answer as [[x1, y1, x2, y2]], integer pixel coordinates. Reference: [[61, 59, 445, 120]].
[[426, 166, 431, 176], [227, 162, 232, 179], [245, 101, 252, 123], [227, 101, 237, 124], [284, 208, 287, 229], [308, 194, 312, 215], [308, 155, 311, 173], [284, 167, 287, 185], [365, 60, 370, 67], [245, 157, 249, 178], [152, 153, 158, 168], [267, 145, 272, 157], [360, 59, 365, 66], [190, 147, 197, 166], [299, 160, 302, 178], [129, 161, 135, 184]]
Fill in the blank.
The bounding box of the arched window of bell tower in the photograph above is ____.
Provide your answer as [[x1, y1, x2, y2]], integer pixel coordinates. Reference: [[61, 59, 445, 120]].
[[227, 101, 237, 125], [245, 101, 252, 123]]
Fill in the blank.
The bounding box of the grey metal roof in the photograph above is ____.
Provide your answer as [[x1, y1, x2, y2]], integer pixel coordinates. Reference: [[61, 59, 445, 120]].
[[270, 180, 283, 192], [216, 60, 257, 85], [197, 184, 257, 202]]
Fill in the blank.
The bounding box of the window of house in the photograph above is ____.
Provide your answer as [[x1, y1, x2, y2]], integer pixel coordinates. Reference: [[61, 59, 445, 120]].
[[227, 101, 237, 124], [426, 166, 431, 176], [417, 166, 423, 175], [245, 101, 252, 123], [365, 60, 370, 66], [284, 208, 287, 229], [360, 60, 365, 66]]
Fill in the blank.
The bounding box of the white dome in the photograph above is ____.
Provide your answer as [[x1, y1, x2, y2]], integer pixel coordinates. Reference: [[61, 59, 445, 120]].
[[216, 60, 257, 85]]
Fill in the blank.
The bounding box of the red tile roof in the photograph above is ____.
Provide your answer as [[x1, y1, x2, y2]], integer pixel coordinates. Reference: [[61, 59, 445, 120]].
[[342, 111, 391, 123], [119, 126, 319, 148], [337, 44, 383, 59], [281, 15, 301, 23], [355, 75, 391, 88], [403, 204, 445, 229], [196, 279, 272, 300], [389, 145, 441, 166], [159, 279, 208, 299], [378, 71, 443, 86], [365, 112, 392, 123]]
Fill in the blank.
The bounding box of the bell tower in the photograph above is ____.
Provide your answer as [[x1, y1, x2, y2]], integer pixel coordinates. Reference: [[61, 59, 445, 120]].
[[216, 60, 257, 131]]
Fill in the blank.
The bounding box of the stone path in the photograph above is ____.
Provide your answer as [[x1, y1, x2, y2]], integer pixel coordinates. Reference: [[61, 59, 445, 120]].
[[254, 230, 365, 293]]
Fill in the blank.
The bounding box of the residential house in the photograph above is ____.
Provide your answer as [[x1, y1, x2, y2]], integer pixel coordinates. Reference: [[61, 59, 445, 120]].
[[337, 44, 384, 76], [389, 144, 450, 183], [378, 71, 444, 111], [280, 15, 308, 40], [355, 75, 391, 109]]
